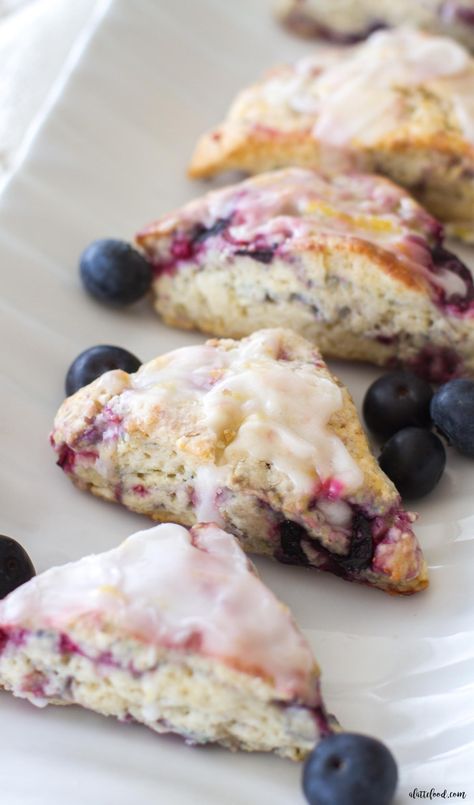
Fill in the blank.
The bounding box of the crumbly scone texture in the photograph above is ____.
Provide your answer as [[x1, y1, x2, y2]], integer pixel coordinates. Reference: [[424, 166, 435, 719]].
[[51, 328, 428, 594], [137, 169, 474, 382], [276, 0, 474, 51], [188, 29, 474, 241], [0, 523, 331, 758], [0, 627, 320, 759]]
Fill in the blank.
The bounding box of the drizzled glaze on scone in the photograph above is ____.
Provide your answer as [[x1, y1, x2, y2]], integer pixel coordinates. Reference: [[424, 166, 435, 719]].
[[51, 329, 428, 594], [188, 28, 474, 241], [138, 168, 473, 318], [261, 29, 474, 146], [0, 523, 319, 699], [0, 522, 332, 757], [277, 0, 474, 51]]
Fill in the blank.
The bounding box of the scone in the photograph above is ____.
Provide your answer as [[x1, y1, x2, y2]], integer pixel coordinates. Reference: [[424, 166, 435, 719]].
[[188, 28, 474, 241], [0, 522, 333, 758], [277, 0, 474, 51], [137, 168, 474, 382], [51, 328, 428, 595]]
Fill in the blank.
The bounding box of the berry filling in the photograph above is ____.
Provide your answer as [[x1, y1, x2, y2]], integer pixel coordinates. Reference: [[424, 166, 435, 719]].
[[56, 444, 98, 473], [276, 504, 417, 584], [407, 345, 464, 383], [132, 484, 150, 497], [440, 1, 474, 25], [0, 626, 332, 736], [429, 244, 474, 314], [276, 511, 373, 576], [54, 406, 123, 465], [0, 627, 26, 651], [281, 9, 387, 44], [191, 216, 232, 244], [152, 216, 280, 274], [144, 174, 472, 333], [336, 512, 373, 572], [233, 247, 276, 264], [56, 444, 77, 473], [457, 7, 474, 24]]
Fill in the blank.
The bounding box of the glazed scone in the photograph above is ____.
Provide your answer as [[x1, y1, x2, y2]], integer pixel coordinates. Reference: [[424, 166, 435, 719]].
[[277, 0, 474, 51], [137, 168, 474, 382], [188, 28, 474, 241], [51, 328, 428, 595], [0, 522, 333, 758]]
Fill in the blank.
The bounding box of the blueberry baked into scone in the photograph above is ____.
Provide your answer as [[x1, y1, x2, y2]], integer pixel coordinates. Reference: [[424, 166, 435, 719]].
[[0, 522, 333, 758], [51, 328, 428, 595], [188, 28, 474, 242], [137, 168, 474, 382], [276, 0, 474, 50]]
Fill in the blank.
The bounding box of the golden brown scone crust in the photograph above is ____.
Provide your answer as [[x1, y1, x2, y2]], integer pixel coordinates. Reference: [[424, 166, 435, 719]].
[[137, 168, 474, 381], [188, 30, 474, 241], [276, 0, 474, 52]]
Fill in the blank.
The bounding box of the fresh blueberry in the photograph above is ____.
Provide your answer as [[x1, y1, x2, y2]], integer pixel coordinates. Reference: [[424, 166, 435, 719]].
[[379, 427, 446, 499], [0, 536, 35, 599], [80, 239, 152, 306], [431, 379, 474, 457], [302, 733, 398, 805], [363, 371, 433, 440], [65, 345, 141, 395]]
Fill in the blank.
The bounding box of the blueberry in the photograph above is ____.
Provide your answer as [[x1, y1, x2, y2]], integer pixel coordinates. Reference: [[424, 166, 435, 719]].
[[65, 345, 141, 395], [379, 427, 446, 499], [302, 733, 398, 805], [234, 247, 275, 264], [431, 379, 474, 457], [278, 520, 309, 566], [336, 512, 373, 572], [80, 239, 152, 306], [363, 371, 433, 440], [192, 217, 231, 243], [0, 536, 35, 598]]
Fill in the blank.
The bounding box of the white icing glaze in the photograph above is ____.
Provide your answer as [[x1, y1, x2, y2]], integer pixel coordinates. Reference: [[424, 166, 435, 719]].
[[123, 329, 363, 501], [176, 168, 447, 296], [171, 168, 441, 291], [194, 465, 227, 525], [203, 364, 362, 493], [263, 29, 474, 145], [0, 523, 319, 700]]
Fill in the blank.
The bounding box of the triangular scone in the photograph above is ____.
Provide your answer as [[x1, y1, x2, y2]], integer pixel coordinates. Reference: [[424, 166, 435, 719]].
[[51, 328, 428, 595], [188, 28, 474, 241], [137, 168, 474, 382], [277, 0, 474, 51], [0, 522, 332, 758]]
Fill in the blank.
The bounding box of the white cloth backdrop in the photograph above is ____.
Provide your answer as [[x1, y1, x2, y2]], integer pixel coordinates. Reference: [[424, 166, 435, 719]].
[[0, 0, 100, 186]]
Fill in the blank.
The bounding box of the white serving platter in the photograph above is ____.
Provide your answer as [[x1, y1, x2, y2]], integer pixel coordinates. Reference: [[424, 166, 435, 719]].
[[0, 1, 473, 802]]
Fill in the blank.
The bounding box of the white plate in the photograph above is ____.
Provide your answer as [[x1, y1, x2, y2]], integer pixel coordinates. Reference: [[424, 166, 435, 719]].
[[1, 1, 473, 802]]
